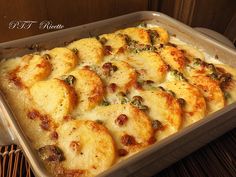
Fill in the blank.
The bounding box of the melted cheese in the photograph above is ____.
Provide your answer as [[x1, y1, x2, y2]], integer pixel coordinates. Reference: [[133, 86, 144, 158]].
[[0, 24, 236, 177]]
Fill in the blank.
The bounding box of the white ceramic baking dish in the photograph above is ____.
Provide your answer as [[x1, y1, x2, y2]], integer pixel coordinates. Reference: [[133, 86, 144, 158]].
[[0, 11, 236, 177]]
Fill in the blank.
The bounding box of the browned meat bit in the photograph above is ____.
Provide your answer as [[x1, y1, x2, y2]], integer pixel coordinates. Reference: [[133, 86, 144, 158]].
[[27, 109, 40, 120], [98, 37, 107, 45], [8, 67, 24, 88], [132, 95, 143, 102], [70, 141, 81, 152], [71, 48, 78, 55], [121, 134, 136, 146], [148, 136, 157, 144], [131, 95, 149, 112], [40, 116, 51, 131], [107, 83, 117, 93], [50, 131, 58, 140], [177, 98, 186, 107], [115, 114, 128, 126], [152, 120, 163, 131], [118, 149, 128, 156], [219, 73, 232, 89], [102, 62, 118, 76], [104, 45, 113, 55], [27, 110, 51, 131], [38, 145, 65, 162]]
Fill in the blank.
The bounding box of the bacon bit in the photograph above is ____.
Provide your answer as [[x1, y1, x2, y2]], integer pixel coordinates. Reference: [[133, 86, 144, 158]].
[[51, 131, 58, 140], [83, 65, 91, 70], [102, 62, 117, 75], [115, 114, 128, 126], [121, 134, 136, 146], [70, 141, 80, 152], [159, 64, 170, 73], [219, 73, 232, 89], [118, 149, 128, 156], [8, 67, 24, 88], [40, 118, 51, 131], [63, 115, 73, 121], [104, 45, 112, 55], [38, 145, 64, 162], [108, 83, 117, 93], [27, 110, 51, 131], [117, 47, 125, 54], [134, 82, 142, 90], [27, 110, 41, 120], [148, 136, 156, 144]]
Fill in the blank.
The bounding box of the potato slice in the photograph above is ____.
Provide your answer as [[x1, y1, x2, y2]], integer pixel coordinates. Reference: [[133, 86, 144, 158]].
[[67, 38, 104, 64], [47, 47, 78, 78], [105, 60, 137, 92], [190, 75, 225, 113], [57, 120, 116, 177], [162, 81, 206, 127], [118, 27, 150, 45], [70, 68, 104, 113], [127, 51, 168, 83], [160, 46, 186, 72], [85, 104, 154, 158], [99, 33, 127, 54], [30, 79, 77, 123], [137, 89, 183, 140], [14, 54, 51, 87], [177, 44, 205, 60]]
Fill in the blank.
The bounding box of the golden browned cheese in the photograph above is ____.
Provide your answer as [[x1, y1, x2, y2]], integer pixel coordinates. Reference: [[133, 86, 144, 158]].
[[0, 25, 236, 177]]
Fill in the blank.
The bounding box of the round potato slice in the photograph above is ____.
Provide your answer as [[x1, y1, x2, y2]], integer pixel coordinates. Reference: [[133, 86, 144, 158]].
[[137, 89, 183, 140], [85, 104, 154, 158], [47, 47, 78, 78], [99, 33, 127, 54], [57, 120, 116, 177], [190, 75, 225, 114], [67, 38, 104, 65], [13, 54, 51, 87], [69, 68, 104, 113], [147, 27, 169, 45], [160, 46, 186, 72], [162, 81, 206, 127], [127, 51, 168, 83], [118, 27, 150, 45], [105, 60, 137, 92], [30, 79, 77, 123]]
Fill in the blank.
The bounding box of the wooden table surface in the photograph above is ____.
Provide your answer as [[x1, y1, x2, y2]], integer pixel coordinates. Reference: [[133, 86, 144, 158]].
[[0, 128, 235, 177]]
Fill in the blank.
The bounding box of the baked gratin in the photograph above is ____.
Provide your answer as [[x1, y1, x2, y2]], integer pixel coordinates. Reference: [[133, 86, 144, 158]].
[[1, 24, 236, 177]]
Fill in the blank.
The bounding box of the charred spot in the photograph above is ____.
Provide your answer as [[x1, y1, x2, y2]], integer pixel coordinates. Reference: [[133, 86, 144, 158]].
[[38, 145, 65, 162], [115, 114, 128, 126], [28, 43, 40, 51], [118, 149, 128, 156], [121, 134, 137, 146], [219, 73, 232, 89], [42, 54, 51, 60]]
